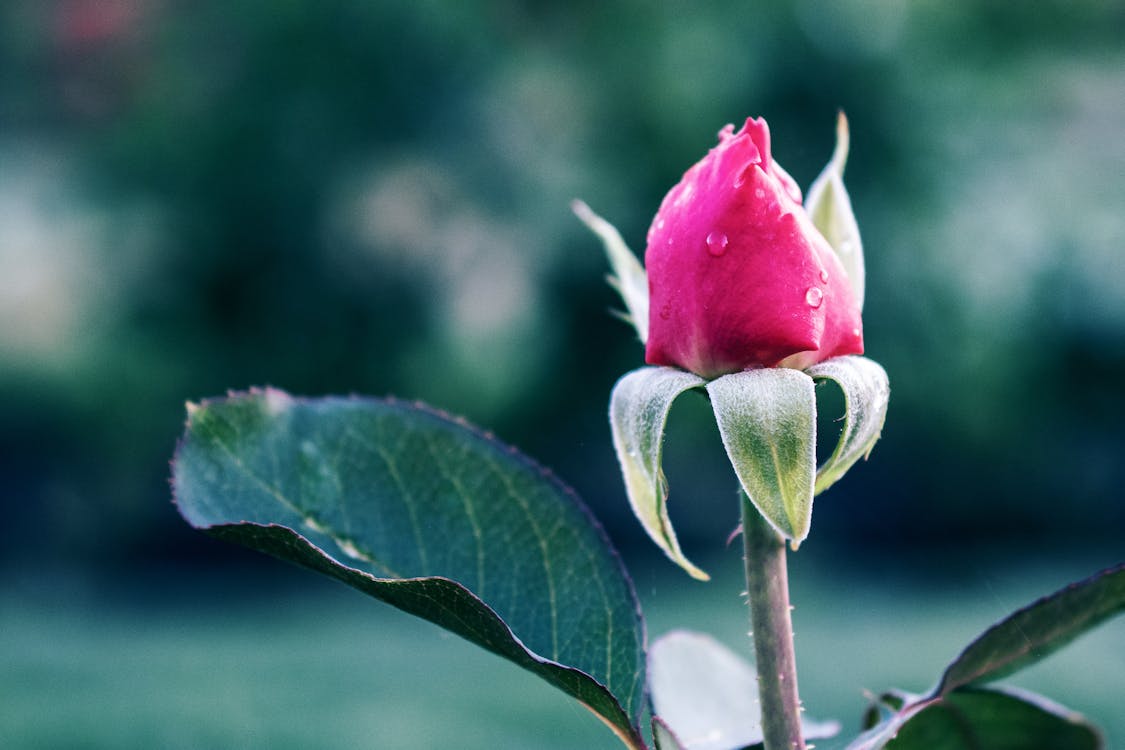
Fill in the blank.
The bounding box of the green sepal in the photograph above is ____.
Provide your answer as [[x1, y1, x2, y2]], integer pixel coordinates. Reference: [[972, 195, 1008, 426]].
[[707, 369, 817, 545], [807, 355, 889, 496], [610, 366, 708, 580], [806, 112, 865, 310], [573, 200, 650, 344]]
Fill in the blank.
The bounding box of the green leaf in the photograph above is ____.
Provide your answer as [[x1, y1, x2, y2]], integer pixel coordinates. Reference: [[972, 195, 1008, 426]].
[[610, 367, 708, 580], [806, 112, 864, 309], [173, 388, 648, 750], [573, 199, 650, 344], [806, 356, 889, 496], [648, 630, 839, 750], [935, 563, 1125, 695], [847, 566, 1125, 749], [873, 687, 1103, 750], [707, 369, 817, 544]]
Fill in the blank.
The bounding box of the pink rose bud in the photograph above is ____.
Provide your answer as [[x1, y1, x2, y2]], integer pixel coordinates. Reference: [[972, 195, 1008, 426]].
[[644, 117, 864, 378]]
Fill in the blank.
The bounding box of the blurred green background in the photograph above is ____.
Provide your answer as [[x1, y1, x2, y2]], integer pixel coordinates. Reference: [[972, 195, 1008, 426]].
[[2, 1, 1123, 748]]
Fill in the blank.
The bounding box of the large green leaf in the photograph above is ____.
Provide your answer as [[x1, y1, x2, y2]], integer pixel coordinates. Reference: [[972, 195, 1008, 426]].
[[610, 366, 708, 580], [935, 563, 1125, 695], [173, 388, 647, 749], [707, 369, 817, 545], [807, 356, 889, 496]]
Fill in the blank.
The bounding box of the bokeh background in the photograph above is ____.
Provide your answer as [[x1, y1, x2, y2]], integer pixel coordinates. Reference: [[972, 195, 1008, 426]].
[[2, 1, 1123, 748]]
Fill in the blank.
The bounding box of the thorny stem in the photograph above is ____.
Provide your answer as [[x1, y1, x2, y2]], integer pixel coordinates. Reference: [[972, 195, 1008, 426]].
[[741, 493, 806, 750]]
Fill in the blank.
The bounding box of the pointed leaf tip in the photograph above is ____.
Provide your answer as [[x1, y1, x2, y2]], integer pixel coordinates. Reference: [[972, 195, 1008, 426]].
[[806, 113, 864, 310], [610, 367, 708, 580], [573, 200, 649, 344], [707, 369, 817, 543], [935, 563, 1125, 696]]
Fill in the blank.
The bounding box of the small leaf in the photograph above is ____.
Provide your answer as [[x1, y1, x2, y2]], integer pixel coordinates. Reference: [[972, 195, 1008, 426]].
[[874, 687, 1102, 750], [935, 563, 1125, 695], [574, 199, 650, 344], [806, 356, 889, 496], [806, 111, 864, 309], [649, 630, 839, 750], [173, 389, 648, 749], [707, 369, 817, 544], [610, 366, 708, 580]]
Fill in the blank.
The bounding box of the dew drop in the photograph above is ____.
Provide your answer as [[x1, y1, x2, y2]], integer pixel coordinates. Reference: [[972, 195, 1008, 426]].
[[705, 230, 729, 257], [819, 269, 829, 283], [805, 287, 824, 308]]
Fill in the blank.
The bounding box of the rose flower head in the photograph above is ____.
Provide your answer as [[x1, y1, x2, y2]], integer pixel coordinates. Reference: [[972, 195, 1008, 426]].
[[644, 116, 863, 378]]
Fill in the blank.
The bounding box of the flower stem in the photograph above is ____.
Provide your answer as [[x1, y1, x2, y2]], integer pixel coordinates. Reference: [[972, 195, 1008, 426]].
[[741, 493, 806, 750]]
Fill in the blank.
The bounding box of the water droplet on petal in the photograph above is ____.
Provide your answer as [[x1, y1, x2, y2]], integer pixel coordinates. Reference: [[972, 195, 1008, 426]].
[[705, 230, 729, 257], [819, 269, 829, 283], [805, 287, 824, 308], [656, 218, 666, 231]]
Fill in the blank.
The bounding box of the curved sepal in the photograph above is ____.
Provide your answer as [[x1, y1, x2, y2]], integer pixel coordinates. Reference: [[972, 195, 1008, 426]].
[[707, 369, 817, 545], [573, 200, 650, 344], [806, 112, 865, 310], [610, 366, 708, 580], [806, 355, 889, 496]]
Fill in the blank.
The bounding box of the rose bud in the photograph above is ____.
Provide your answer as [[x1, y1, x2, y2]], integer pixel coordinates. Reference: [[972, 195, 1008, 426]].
[[644, 117, 864, 378]]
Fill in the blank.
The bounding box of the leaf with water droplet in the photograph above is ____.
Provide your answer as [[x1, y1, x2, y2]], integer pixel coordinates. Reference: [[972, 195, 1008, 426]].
[[806, 112, 865, 310], [173, 388, 648, 749]]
